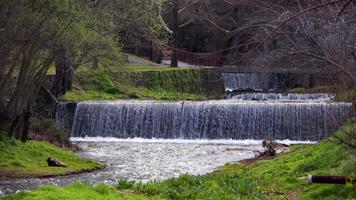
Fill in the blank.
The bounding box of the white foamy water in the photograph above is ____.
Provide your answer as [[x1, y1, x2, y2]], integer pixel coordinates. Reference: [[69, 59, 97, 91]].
[[0, 139, 268, 195], [70, 137, 317, 145], [231, 93, 335, 101]]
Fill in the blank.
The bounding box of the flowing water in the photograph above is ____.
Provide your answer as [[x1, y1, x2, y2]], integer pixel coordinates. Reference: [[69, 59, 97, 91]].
[[0, 139, 264, 195], [222, 73, 281, 91], [69, 100, 351, 141], [231, 93, 334, 101]]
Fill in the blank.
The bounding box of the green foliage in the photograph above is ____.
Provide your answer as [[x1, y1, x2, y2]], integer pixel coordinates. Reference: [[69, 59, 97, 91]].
[[0, 136, 103, 177], [117, 180, 136, 190]]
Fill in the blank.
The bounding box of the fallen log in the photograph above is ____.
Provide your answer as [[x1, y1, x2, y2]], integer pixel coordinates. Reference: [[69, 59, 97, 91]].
[[47, 157, 68, 167], [308, 175, 355, 184]]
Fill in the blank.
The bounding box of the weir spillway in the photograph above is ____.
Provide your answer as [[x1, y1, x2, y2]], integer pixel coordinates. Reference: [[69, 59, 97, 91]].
[[222, 73, 281, 91], [56, 100, 352, 141], [231, 93, 334, 101], [221, 72, 338, 91]]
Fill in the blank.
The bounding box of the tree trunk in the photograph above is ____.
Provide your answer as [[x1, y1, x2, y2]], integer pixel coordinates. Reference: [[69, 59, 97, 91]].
[[170, 1, 179, 67], [51, 49, 73, 97], [8, 116, 19, 138], [0, 110, 9, 133], [20, 110, 31, 142]]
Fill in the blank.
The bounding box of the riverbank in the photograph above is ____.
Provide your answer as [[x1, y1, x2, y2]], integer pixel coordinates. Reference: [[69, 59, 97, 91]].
[[2, 120, 355, 199], [0, 136, 103, 178]]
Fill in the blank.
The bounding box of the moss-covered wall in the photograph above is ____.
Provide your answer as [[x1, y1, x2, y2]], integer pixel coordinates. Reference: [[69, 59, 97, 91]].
[[61, 66, 225, 102], [115, 68, 225, 97]]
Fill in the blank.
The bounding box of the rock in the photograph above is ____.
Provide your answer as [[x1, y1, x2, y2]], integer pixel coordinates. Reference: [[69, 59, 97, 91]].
[[47, 157, 68, 167]]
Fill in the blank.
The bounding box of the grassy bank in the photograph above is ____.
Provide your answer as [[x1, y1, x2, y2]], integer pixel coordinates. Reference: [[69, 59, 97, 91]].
[[61, 64, 224, 102], [3, 121, 356, 199], [0, 136, 103, 177]]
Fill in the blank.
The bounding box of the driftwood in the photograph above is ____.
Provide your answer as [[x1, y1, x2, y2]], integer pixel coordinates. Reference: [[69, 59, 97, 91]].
[[258, 140, 289, 157], [47, 157, 68, 167], [308, 175, 355, 185]]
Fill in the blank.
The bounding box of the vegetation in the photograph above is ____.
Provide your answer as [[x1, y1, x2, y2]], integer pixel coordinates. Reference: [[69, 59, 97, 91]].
[[1, 183, 164, 200], [61, 64, 223, 102], [0, 135, 102, 177], [335, 87, 356, 102], [4, 121, 356, 199], [0, 0, 164, 140]]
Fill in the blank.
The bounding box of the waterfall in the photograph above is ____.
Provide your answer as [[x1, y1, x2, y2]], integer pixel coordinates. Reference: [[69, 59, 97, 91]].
[[222, 73, 280, 91], [69, 100, 352, 141], [232, 93, 334, 101]]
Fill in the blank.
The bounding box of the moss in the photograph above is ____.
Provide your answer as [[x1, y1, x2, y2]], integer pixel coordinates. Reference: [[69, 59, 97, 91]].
[[62, 65, 223, 102], [335, 87, 356, 102], [0, 136, 103, 177], [120, 64, 187, 72]]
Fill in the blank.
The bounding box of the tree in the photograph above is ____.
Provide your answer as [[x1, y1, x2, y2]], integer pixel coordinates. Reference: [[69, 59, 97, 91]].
[[0, 0, 95, 139], [160, 0, 282, 67], [0, 0, 167, 140], [248, 1, 356, 85]]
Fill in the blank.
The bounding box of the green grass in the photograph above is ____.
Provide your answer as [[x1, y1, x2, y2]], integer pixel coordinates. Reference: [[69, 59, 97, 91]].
[[120, 64, 188, 72], [0, 135, 103, 177], [62, 65, 223, 102], [1, 183, 164, 200]]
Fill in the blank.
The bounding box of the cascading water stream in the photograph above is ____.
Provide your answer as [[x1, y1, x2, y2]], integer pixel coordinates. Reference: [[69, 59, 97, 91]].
[[231, 93, 334, 101], [222, 73, 281, 91], [67, 100, 352, 141]]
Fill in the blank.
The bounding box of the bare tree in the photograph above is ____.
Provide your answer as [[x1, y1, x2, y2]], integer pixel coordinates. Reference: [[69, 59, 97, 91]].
[[275, 1, 355, 83]]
